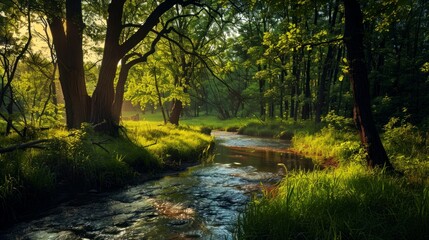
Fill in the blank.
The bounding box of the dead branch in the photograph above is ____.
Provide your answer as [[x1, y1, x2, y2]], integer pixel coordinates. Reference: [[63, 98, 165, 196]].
[[92, 140, 110, 153], [0, 139, 50, 154], [143, 140, 157, 148]]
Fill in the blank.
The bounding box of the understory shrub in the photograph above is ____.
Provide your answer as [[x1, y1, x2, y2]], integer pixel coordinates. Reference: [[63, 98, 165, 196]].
[[238, 120, 322, 140], [383, 117, 429, 183]]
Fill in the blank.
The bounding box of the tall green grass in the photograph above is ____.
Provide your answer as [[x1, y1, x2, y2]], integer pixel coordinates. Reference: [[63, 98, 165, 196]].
[[236, 164, 429, 240], [292, 126, 364, 165], [236, 113, 429, 239], [181, 115, 254, 131], [129, 112, 255, 131]]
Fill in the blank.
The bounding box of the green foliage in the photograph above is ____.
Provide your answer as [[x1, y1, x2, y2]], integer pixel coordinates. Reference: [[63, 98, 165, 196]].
[[383, 117, 429, 183], [236, 164, 429, 240], [20, 157, 55, 194], [322, 111, 355, 132], [421, 62, 429, 73]]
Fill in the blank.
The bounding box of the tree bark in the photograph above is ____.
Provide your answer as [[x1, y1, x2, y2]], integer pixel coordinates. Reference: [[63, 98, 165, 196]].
[[90, 0, 124, 133], [48, 0, 90, 129], [343, 0, 393, 169], [169, 99, 183, 125]]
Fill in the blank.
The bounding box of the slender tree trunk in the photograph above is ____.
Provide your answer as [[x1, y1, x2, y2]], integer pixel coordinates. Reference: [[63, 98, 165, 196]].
[[169, 99, 183, 125], [291, 51, 301, 121], [302, 50, 312, 120], [343, 0, 393, 169], [279, 67, 285, 118], [112, 59, 130, 124], [259, 78, 265, 118], [290, 87, 296, 119], [316, 46, 334, 122], [51, 67, 59, 118], [5, 89, 14, 135], [154, 69, 167, 124]]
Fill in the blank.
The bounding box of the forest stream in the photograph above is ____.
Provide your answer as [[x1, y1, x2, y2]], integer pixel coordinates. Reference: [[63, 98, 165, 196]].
[[0, 131, 314, 240]]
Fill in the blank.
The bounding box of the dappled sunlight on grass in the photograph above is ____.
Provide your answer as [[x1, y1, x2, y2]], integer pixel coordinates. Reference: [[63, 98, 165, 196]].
[[292, 126, 363, 165], [127, 112, 256, 131], [123, 121, 214, 164]]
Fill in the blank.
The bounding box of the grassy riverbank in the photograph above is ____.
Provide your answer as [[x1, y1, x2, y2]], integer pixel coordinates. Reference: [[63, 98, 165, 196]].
[[236, 164, 429, 240], [135, 111, 256, 132], [0, 122, 213, 227], [235, 114, 429, 239], [237, 113, 429, 181]]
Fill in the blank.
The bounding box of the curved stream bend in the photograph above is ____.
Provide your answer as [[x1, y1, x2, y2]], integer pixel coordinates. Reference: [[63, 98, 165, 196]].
[[0, 131, 314, 240]]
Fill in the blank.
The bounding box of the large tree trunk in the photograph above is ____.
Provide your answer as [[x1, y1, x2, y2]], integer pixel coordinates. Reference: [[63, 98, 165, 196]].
[[45, 0, 197, 134], [343, 0, 393, 169], [48, 0, 90, 129], [90, 0, 124, 133]]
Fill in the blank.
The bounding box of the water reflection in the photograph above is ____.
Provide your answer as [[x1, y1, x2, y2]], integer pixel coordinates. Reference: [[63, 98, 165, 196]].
[[213, 131, 314, 173], [0, 131, 315, 240]]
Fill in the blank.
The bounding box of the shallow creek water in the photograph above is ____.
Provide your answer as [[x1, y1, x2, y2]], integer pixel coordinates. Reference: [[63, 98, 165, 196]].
[[1, 131, 314, 240]]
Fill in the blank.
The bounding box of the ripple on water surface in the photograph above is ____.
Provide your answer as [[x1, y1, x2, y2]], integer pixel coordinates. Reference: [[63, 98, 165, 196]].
[[0, 132, 314, 239]]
